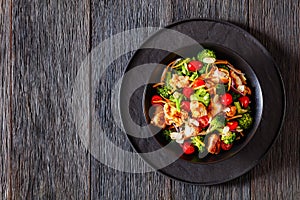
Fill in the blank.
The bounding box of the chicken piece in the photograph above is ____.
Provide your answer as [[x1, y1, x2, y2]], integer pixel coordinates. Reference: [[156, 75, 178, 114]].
[[240, 73, 247, 85], [163, 103, 188, 127], [230, 70, 243, 86], [183, 121, 200, 139], [225, 106, 237, 117], [230, 70, 251, 96], [237, 85, 245, 93], [236, 84, 252, 96], [170, 132, 184, 144], [190, 101, 208, 118], [203, 66, 219, 84], [208, 95, 223, 118], [211, 68, 229, 83], [207, 134, 221, 154], [151, 105, 166, 128], [169, 74, 190, 90], [244, 86, 252, 95], [204, 79, 215, 89], [218, 68, 230, 83]]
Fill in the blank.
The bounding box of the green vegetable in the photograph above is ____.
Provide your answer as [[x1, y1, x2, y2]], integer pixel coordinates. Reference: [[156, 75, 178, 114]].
[[234, 101, 248, 114], [171, 92, 183, 111], [181, 62, 190, 76], [168, 95, 175, 102], [174, 58, 190, 68], [157, 86, 171, 99], [191, 136, 206, 153], [197, 49, 216, 63], [174, 58, 190, 75], [208, 115, 226, 133], [165, 72, 172, 88], [218, 64, 229, 71], [194, 87, 206, 96], [163, 129, 172, 141], [190, 88, 210, 106], [221, 132, 236, 144], [189, 71, 199, 81], [198, 63, 209, 74], [216, 84, 227, 94], [175, 98, 182, 111], [229, 91, 241, 102], [238, 113, 253, 129]]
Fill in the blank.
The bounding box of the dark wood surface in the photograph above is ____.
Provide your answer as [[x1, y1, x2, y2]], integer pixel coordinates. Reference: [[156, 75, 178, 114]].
[[2, 0, 299, 199]]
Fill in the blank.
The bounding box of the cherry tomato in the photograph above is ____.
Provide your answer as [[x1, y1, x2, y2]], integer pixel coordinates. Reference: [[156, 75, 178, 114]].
[[198, 115, 209, 128], [151, 95, 163, 105], [221, 93, 233, 106], [221, 141, 233, 151], [182, 87, 194, 98], [181, 101, 190, 112], [192, 78, 205, 88], [182, 142, 195, 154], [239, 96, 250, 108], [227, 121, 238, 131], [187, 60, 203, 71]]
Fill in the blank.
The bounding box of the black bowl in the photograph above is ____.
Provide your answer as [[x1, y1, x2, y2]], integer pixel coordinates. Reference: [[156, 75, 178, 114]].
[[143, 43, 263, 163], [120, 19, 285, 185]]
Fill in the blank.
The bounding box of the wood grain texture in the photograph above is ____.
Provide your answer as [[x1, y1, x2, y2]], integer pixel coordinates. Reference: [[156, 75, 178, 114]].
[[248, 0, 300, 199], [90, 1, 172, 199], [11, 1, 90, 199], [1, 0, 299, 199], [0, 0, 11, 199]]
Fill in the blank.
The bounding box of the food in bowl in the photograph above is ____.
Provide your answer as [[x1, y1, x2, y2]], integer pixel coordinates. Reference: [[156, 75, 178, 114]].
[[150, 49, 254, 157]]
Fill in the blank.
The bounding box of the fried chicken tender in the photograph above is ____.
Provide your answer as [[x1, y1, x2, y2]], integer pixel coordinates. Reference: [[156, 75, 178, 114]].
[[190, 101, 207, 118], [169, 74, 190, 90], [164, 103, 188, 127], [151, 106, 166, 128], [207, 134, 221, 154]]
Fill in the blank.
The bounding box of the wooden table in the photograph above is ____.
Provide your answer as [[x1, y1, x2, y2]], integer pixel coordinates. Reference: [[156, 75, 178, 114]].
[[1, 0, 299, 199]]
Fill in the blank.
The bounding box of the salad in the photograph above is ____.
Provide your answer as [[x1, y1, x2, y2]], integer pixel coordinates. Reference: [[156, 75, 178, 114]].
[[150, 49, 254, 157]]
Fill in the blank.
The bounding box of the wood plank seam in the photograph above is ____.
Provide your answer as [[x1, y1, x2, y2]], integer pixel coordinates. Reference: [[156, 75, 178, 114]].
[[88, 0, 92, 200], [8, 0, 13, 199]]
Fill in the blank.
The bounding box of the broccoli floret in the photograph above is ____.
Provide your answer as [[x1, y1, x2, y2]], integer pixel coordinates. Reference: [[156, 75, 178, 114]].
[[230, 91, 241, 102], [191, 136, 206, 153], [221, 132, 236, 144], [157, 86, 171, 99], [208, 115, 226, 133], [238, 113, 253, 129], [234, 101, 248, 114], [197, 49, 216, 64], [190, 88, 210, 106], [194, 87, 206, 96], [162, 129, 172, 141]]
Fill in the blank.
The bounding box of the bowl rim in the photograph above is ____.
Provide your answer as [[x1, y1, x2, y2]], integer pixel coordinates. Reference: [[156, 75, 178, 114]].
[[120, 18, 286, 185]]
